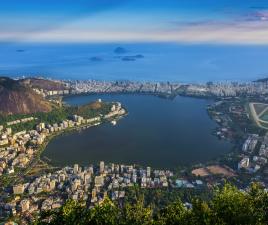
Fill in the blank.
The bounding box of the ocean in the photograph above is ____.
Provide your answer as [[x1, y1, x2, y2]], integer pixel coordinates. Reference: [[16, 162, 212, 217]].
[[0, 42, 268, 83]]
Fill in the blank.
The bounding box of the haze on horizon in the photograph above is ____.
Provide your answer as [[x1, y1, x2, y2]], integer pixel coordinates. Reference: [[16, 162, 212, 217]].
[[1, 0, 268, 44]]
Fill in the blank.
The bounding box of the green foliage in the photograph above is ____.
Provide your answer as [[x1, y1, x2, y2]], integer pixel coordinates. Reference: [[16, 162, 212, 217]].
[[124, 185, 211, 210], [74, 102, 113, 119], [121, 198, 153, 225], [35, 108, 71, 125], [36, 200, 87, 225], [89, 198, 120, 225], [155, 199, 189, 225], [0, 101, 113, 133], [35, 183, 268, 225], [210, 184, 257, 225]]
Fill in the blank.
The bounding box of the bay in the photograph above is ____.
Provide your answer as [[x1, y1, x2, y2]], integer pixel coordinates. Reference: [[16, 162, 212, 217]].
[[1, 43, 268, 82]]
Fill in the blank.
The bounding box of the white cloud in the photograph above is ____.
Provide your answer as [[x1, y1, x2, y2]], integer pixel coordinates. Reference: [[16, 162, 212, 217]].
[[1, 19, 268, 44]]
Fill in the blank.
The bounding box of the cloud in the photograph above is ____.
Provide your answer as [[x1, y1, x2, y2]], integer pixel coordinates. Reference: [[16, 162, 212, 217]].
[[239, 9, 268, 23], [2, 7, 268, 45], [1, 19, 266, 45]]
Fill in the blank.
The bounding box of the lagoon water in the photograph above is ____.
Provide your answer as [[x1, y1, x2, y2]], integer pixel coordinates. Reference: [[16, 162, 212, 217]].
[[1, 43, 268, 82], [43, 94, 232, 168]]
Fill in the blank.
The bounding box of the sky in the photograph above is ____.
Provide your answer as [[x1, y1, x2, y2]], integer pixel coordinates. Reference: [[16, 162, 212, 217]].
[[1, 0, 268, 44]]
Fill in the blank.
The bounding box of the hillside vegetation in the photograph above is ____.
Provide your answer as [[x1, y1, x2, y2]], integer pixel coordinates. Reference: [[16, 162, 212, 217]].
[[35, 183, 268, 225], [0, 101, 113, 133]]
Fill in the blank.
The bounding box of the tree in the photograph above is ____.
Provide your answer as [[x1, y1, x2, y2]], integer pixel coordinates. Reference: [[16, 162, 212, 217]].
[[36, 200, 87, 225], [210, 183, 263, 225], [155, 199, 188, 225], [35, 183, 268, 225], [121, 198, 153, 225], [86, 198, 119, 225]]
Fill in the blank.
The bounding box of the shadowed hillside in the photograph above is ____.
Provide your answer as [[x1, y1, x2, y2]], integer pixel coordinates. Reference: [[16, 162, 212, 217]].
[[20, 77, 68, 91], [0, 77, 52, 115]]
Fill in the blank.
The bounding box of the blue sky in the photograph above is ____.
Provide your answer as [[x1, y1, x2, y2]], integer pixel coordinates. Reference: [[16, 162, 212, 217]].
[[1, 0, 268, 44]]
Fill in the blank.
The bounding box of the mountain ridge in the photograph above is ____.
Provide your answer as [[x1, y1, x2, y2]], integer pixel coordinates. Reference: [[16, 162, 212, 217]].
[[0, 77, 52, 115]]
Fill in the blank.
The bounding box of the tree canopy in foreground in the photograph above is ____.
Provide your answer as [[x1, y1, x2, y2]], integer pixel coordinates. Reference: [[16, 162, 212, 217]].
[[34, 183, 268, 225]]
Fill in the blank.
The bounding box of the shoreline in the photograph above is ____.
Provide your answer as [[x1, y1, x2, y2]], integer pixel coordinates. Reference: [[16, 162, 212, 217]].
[[46, 93, 232, 170], [0, 84, 264, 189], [36, 111, 127, 167], [0, 102, 128, 189]]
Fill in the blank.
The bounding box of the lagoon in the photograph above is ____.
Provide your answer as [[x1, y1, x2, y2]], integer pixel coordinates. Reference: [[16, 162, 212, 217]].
[[43, 94, 232, 168]]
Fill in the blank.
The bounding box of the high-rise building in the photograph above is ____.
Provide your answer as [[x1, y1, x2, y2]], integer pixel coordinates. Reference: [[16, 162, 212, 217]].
[[71, 179, 81, 192], [74, 164, 79, 174], [146, 166, 151, 177], [100, 161, 105, 173], [49, 180, 56, 190], [91, 188, 97, 203], [88, 166, 94, 174], [84, 173, 91, 184], [59, 174, 66, 182]]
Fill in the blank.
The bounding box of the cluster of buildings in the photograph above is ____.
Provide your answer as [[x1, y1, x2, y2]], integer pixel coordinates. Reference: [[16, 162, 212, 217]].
[[0, 161, 176, 221], [104, 102, 125, 119], [36, 115, 101, 134], [32, 88, 70, 97], [186, 82, 268, 97], [238, 134, 268, 173], [207, 101, 234, 140], [0, 102, 125, 177], [0, 127, 45, 176], [206, 96, 268, 185], [65, 79, 268, 99], [242, 135, 259, 153], [174, 179, 204, 189], [67, 80, 176, 96], [5, 117, 36, 126]]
